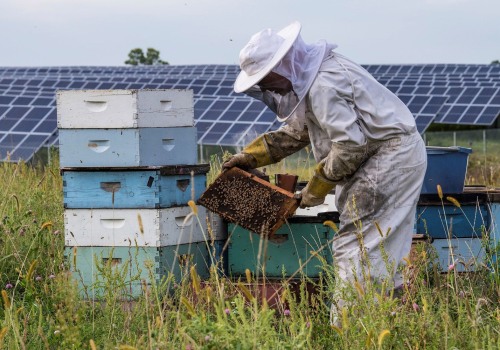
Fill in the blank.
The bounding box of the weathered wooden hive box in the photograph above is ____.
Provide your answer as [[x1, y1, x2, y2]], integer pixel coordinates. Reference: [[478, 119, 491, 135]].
[[64, 242, 217, 297], [430, 238, 485, 272], [58, 127, 197, 167], [57, 89, 194, 128], [58, 89, 222, 298], [62, 164, 209, 209], [227, 214, 338, 278], [416, 186, 500, 272], [63, 206, 225, 247]]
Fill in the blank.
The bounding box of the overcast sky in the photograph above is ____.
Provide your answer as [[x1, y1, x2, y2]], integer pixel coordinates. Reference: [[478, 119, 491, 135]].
[[0, 0, 498, 67]]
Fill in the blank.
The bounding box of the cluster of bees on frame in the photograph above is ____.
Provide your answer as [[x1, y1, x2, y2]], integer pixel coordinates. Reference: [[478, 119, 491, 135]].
[[200, 173, 288, 234]]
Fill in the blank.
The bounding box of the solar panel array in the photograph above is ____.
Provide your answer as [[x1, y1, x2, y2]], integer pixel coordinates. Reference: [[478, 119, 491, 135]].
[[0, 63, 499, 162]]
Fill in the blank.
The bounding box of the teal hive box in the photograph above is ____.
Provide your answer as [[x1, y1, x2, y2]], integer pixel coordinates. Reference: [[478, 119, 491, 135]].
[[227, 216, 338, 278], [64, 241, 224, 298], [421, 146, 472, 194]]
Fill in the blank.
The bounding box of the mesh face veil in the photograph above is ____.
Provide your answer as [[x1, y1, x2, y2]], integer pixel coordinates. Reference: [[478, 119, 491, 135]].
[[244, 34, 337, 123]]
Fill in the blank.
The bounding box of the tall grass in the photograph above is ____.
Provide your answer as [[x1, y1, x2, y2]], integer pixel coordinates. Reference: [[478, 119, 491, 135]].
[[0, 152, 498, 349]]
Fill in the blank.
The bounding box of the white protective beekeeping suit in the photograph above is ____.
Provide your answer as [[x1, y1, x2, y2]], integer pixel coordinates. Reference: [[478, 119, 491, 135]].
[[229, 21, 427, 324]]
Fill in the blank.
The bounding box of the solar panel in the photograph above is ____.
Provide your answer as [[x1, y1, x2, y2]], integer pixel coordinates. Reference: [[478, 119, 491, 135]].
[[0, 64, 499, 162]]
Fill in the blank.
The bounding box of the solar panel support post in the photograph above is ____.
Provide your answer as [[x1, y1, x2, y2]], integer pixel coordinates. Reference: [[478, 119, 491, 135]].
[[483, 130, 486, 153]]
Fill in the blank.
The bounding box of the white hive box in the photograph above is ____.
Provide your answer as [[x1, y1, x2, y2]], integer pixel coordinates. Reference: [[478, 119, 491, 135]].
[[57, 89, 194, 128], [294, 194, 337, 217], [64, 206, 226, 247], [58, 127, 197, 167]]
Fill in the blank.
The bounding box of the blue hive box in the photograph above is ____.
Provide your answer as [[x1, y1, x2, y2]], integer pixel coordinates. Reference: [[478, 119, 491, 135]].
[[62, 164, 209, 209], [416, 187, 500, 271], [431, 237, 486, 272], [415, 204, 490, 239], [421, 146, 472, 194], [58, 127, 197, 167]]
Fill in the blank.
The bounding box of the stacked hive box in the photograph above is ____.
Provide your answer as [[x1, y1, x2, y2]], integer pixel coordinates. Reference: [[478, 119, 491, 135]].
[[416, 187, 500, 272], [416, 147, 497, 272], [58, 89, 223, 298], [227, 194, 339, 279]]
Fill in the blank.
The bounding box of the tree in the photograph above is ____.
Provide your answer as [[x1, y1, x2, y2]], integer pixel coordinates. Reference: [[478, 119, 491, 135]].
[[125, 48, 169, 66], [491, 60, 500, 65]]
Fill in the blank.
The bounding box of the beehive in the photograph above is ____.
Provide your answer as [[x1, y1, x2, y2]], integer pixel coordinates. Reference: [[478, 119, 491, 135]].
[[57, 89, 227, 299], [64, 206, 223, 247], [57, 89, 194, 128], [64, 242, 223, 298], [415, 204, 490, 239], [431, 237, 486, 272], [58, 127, 197, 167], [62, 164, 209, 209], [416, 186, 500, 271], [416, 187, 498, 239], [227, 220, 335, 278], [197, 167, 299, 237]]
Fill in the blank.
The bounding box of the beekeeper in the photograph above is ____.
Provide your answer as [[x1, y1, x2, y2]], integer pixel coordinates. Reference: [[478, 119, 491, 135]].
[[223, 21, 427, 322]]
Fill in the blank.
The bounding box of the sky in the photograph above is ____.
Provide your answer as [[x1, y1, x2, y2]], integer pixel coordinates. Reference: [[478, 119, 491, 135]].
[[0, 0, 498, 67]]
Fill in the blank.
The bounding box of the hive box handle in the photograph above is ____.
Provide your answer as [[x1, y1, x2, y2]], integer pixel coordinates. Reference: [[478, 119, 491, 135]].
[[175, 216, 193, 227], [268, 234, 289, 244], [162, 139, 175, 151], [84, 100, 108, 113], [160, 100, 172, 111], [177, 179, 190, 192], [177, 254, 193, 267], [102, 257, 122, 266], [100, 182, 122, 204], [100, 182, 121, 192], [100, 219, 126, 229], [88, 140, 110, 153]]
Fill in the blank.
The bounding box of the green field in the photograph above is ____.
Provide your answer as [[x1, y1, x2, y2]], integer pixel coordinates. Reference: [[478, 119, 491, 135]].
[[0, 151, 499, 349]]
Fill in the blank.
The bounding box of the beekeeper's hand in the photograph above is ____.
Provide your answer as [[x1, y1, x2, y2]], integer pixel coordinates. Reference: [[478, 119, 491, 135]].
[[296, 164, 336, 208], [222, 153, 258, 170], [222, 135, 273, 171]]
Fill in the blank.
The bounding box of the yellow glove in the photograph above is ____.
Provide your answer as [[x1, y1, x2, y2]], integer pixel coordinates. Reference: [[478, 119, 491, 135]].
[[222, 153, 257, 170], [222, 135, 273, 170], [297, 164, 336, 208]]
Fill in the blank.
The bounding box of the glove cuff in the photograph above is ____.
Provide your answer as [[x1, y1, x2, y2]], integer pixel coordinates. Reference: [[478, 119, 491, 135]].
[[307, 166, 336, 198], [242, 135, 273, 168]]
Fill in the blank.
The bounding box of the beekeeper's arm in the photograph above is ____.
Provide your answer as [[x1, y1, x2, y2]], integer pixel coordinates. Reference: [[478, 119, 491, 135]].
[[222, 124, 310, 170], [299, 81, 369, 208]]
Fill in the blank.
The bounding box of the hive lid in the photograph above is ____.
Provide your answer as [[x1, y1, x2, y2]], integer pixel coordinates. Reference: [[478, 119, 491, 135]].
[[197, 167, 299, 237], [425, 146, 472, 154], [60, 164, 210, 175]]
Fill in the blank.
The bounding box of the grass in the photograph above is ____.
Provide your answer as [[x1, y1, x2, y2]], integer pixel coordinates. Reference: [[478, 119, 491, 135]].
[[0, 150, 498, 349]]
